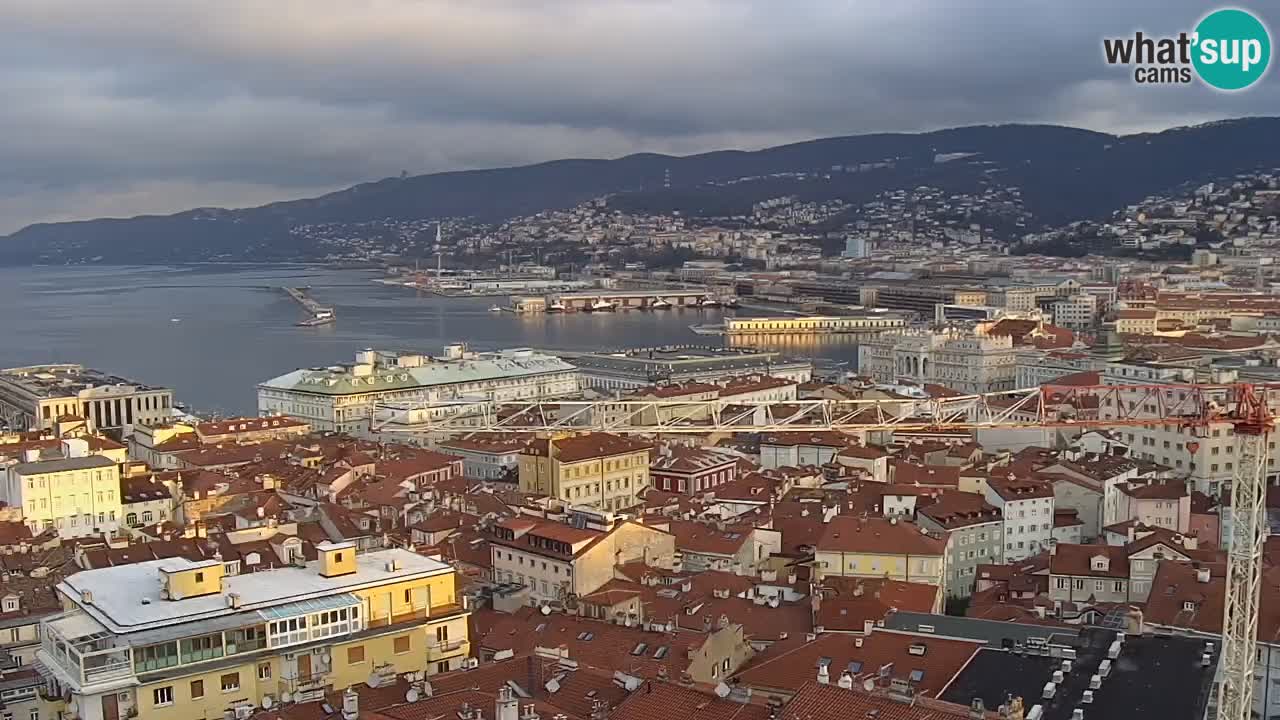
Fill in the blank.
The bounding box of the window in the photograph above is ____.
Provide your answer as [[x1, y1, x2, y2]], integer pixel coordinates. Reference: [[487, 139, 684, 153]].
[[395, 636, 412, 654], [1056, 578, 1067, 590], [153, 687, 174, 707], [258, 663, 272, 680], [347, 646, 365, 664], [436, 625, 450, 643], [2, 598, 16, 612], [143, 511, 154, 523], [28, 709, 36, 720], [335, 552, 344, 563], [190, 680, 204, 699], [1094, 580, 1105, 592], [220, 673, 239, 693]]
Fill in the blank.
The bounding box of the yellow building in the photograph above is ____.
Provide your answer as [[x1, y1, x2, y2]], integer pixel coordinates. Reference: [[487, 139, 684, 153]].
[[36, 543, 469, 720], [813, 516, 949, 593], [7, 439, 123, 537], [518, 433, 652, 512]]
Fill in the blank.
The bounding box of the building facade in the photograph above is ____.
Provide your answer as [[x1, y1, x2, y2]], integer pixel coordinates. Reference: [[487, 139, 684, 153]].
[[917, 495, 1004, 598], [561, 347, 812, 392], [858, 329, 1017, 394], [258, 348, 580, 434], [0, 365, 173, 433], [36, 544, 470, 720], [813, 516, 948, 592], [518, 433, 652, 512], [984, 477, 1054, 561], [4, 440, 122, 537]]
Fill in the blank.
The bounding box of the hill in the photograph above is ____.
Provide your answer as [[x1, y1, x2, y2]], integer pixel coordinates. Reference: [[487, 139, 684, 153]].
[[3, 118, 1278, 264]]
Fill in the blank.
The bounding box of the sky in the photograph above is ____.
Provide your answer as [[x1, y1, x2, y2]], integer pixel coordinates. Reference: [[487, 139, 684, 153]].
[[2, 0, 1278, 235]]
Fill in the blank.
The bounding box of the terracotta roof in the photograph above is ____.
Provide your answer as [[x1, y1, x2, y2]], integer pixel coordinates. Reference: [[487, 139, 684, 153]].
[[664, 519, 751, 557], [120, 474, 172, 504], [1118, 480, 1189, 500], [985, 476, 1053, 501], [196, 416, 308, 436], [526, 433, 654, 463], [917, 493, 1001, 530], [890, 462, 960, 488], [612, 682, 770, 720], [1048, 544, 1129, 579], [815, 578, 939, 632], [735, 630, 981, 696], [651, 447, 737, 474], [817, 517, 946, 557], [781, 682, 979, 720]]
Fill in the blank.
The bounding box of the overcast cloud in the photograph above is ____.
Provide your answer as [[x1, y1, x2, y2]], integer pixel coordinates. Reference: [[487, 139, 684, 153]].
[[1, 0, 1278, 234]]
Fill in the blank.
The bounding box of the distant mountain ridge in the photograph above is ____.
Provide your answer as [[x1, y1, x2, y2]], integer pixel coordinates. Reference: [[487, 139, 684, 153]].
[[3, 118, 1278, 264]]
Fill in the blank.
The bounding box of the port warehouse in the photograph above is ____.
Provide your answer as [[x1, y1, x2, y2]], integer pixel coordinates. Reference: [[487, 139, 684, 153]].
[[509, 289, 715, 312]]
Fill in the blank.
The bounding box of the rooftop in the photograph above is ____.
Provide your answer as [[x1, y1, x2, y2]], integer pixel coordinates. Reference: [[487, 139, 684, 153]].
[[939, 629, 1219, 720], [259, 348, 575, 396], [11, 455, 116, 475], [57, 548, 452, 634], [0, 364, 167, 399]]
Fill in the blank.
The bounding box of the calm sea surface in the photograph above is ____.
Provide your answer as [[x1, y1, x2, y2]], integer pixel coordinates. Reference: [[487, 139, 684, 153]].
[[0, 265, 860, 415]]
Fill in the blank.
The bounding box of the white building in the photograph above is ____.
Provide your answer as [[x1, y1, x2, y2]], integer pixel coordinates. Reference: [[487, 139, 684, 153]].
[[984, 476, 1054, 561], [435, 437, 528, 481], [258, 347, 580, 433], [1049, 294, 1098, 330], [858, 328, 1017, 393]]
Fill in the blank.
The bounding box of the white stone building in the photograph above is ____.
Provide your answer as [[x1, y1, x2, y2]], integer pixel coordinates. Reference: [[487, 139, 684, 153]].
[[858, 328, 1017, 393]]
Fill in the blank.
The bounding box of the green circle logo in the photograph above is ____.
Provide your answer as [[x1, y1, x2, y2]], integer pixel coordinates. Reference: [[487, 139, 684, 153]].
[[1193, 8, 1271, 90]]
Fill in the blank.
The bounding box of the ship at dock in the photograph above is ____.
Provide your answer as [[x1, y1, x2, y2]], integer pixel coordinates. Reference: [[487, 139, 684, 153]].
[[296, 308, 335, 327]]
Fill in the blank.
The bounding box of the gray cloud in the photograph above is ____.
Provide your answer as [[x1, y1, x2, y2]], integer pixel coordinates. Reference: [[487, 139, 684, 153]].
[[1, 0, 1277, 234]]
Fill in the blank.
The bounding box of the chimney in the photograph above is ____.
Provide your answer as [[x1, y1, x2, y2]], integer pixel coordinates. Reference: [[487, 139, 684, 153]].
[[817, 664, 830, 685], [496, 686, 519, 720], [341, 687, 358, 720], [837, 671, 854, 689], [1196, 567, 1211, 584]]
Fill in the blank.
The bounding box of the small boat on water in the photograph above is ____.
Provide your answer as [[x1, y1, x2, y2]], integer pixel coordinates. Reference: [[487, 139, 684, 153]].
[[650, 298, 672, 310], [588, 299, 618, 312], [699, 296, 721, 308], [547, 301, 567, 313], [488, 305, 503, 313], [297, 310, 335, 327], [170, 318, 182, 323], [723, 297, 740, 308]]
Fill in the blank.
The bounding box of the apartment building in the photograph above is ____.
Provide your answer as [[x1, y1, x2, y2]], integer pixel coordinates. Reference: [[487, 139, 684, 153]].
[[650, 447, 738, 495], [518, 433, 652, 512], [813, 516, 948, 592], [0, 365, 174, 433], [1111, 480, 1192, 535], [435, 437, 530, 481], [759, 431, 851, 470], [4, 439, 122, 537], [36, 543, 470, 720], [917, 493, 1003, 598], [983, 476, 1054, 561], [488, 518, 675, 605]]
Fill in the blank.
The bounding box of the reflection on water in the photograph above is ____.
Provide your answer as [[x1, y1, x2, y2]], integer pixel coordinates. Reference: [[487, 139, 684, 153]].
[[0, 265, 864, 415]]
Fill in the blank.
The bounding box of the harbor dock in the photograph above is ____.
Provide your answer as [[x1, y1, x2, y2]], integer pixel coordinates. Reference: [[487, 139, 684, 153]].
[[283, 287, 335, 326], [510, 289, 731, 313]]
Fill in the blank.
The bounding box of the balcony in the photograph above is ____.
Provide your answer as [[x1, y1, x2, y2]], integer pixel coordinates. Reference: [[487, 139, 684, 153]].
[[278, 672, 329, 697], [38, 614, 134, 691], [380, 603, 466, 628], [426, 639, 468, 661]]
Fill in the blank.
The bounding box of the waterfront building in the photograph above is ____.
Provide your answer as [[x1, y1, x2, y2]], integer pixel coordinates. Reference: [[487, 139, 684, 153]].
[[720, 313, 909, 336], [257, 347, 579, 433], [0, 364, 174, 433], [857, 328, 1018, 394], [517, 433, 651, 512], [561, 346, 811, 391], [35, 543, 470, 720]]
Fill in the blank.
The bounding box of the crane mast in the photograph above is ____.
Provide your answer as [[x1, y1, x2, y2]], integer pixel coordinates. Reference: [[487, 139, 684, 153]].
[[373, 380, 1275, 720]]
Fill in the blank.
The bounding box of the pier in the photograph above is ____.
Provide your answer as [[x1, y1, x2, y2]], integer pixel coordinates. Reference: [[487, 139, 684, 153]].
[[283, 287, 335, 326]]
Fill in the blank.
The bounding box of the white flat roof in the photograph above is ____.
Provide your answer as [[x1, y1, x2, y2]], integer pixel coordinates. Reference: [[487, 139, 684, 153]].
[[58, 549, 452, 634]]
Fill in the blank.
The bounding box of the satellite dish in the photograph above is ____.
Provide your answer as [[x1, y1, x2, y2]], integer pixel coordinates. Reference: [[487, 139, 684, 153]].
[[863, 678, 876, 692], [406, 689, 421, 703], [715, 682, 731, 698], [262, 696, 274, 710], [540, 605, 552, 616], [281, 693, 292, 704]]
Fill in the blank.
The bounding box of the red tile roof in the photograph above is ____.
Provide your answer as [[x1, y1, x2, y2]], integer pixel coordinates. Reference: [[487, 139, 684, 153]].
[[817, 517, 946, 556], [612, 682, 771, 720], [781, 682, 982, 720], [1048, 544, 1129, 579], [735, 630, 981, 696], [526, 433, 654, 463]]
